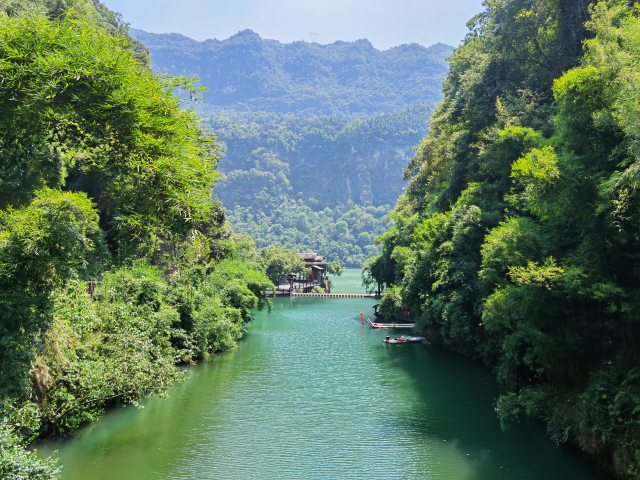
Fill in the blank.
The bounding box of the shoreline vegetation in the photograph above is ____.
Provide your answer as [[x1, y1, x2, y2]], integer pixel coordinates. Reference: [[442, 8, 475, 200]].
[[0, 1, 280, 477], [365, 1, 640, 478]]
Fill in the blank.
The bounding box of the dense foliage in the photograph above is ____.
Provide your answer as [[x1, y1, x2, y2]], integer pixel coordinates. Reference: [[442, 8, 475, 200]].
[[0, 4, 272, 478], [0, 0, 150, 66], [130, 28, 452, 119], [259, 246, 308, 285], [0, 427, 60, 479], [206, 108, 434, 266], [228, 199, 389, 268], [0, 10, 221, 259], [0, 189, 105, 399], [210, 107, 431, 207], [366, 1, 640, 477], [135, 29, 444, 267]]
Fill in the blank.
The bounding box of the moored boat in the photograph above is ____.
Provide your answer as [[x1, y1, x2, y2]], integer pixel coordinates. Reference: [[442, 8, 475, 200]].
[[383, 336, 428, 344]]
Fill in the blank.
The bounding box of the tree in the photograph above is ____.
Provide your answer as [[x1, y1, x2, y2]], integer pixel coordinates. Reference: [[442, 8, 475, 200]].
[[0, 13, 220, 260], [332, 221, 349, 239], [259, 246, 307, 285], [0, 6, 273, 448], [357, 232, 372, 247], [326, 260, 343, 276], [0, 427, 60, 479], [0, 189, 105, 396], [367, 0, 640, 476], [0, 0, 150, 66]]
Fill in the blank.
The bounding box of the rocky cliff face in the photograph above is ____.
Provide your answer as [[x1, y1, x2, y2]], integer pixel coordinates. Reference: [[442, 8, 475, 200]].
[[130, 28, 452, 119], [209, 107, 430, 209], [129, 30, 449, 265], [278, 142, 415, 208]]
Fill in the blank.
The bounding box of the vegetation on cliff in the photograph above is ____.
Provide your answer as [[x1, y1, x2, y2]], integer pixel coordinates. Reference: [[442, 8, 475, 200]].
[[130, 28, 452, 119], [132, 29, 447, 267], [0, 3, 272, 477], [207, 107, 434, 266], [366, 1, 640, 477]]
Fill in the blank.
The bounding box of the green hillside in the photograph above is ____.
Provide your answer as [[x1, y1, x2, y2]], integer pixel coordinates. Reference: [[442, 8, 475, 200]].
[[131, 29, 448, 265], [208, 106, 433, 266], [367, 0, 640, 477], [130, 28, 452, 119]]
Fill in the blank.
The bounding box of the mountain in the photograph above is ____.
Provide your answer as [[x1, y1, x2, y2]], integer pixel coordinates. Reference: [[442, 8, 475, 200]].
[[130, 28, 452, 119], [211, 105, 431, 209], [208, 107, 431, 266], [131, 29, 452, 265]]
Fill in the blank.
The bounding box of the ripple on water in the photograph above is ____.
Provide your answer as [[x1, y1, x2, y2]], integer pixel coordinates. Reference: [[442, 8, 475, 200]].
[[36, 293, 604, 480]]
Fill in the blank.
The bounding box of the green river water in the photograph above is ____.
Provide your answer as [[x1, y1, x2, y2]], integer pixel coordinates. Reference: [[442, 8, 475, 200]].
[[37, 270, 603, 479]]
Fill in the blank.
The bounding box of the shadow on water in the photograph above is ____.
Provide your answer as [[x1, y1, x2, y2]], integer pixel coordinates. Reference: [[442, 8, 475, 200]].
[[372, 339, 604, 480], [35, 295, 605, 480]]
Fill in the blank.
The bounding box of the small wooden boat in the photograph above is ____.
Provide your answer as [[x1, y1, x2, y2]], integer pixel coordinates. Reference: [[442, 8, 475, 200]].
[[383, 335, 428, 344]]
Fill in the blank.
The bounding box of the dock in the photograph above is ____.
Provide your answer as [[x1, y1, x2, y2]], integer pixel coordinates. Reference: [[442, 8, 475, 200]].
[[290, 293, 379, 298], [366, 317, 415, 330]]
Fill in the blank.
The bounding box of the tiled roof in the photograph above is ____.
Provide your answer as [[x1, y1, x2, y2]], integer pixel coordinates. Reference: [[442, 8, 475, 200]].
[[298, 252, 325, 262]]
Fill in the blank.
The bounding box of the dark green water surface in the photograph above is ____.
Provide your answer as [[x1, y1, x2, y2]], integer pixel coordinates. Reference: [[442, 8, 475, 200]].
[[37, 271, 602, 479]]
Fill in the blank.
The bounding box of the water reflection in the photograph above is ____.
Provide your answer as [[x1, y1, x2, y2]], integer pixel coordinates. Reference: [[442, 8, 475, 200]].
[[36, 291, 602, 480]]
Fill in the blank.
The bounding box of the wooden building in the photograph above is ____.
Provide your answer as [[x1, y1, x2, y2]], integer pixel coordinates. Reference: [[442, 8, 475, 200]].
[[268, 252, 329, 295], [297, 252, 327, 282]]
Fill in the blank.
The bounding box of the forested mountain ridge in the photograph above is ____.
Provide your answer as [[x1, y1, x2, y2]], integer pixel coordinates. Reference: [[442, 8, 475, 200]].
[[207, 106, 432, 266], [130, 28, 452, 119], [130, 29, 447, 266], [212, 106, 431, 209]]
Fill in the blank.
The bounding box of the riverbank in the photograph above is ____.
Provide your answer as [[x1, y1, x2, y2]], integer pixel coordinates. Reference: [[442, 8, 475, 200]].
[[37, 294, 604, 480]]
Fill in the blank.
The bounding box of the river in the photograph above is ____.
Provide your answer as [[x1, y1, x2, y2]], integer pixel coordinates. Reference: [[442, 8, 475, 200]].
[[37, 270, 603, 479]]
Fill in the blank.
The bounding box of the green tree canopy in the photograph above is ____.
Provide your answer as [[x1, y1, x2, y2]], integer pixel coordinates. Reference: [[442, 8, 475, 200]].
[[0, 13, 219, 260], [259, 246, 307, 285], [326, 260, 343, 276], [0, 188, 104, 396], [0, 8, 272, 475], [366, 0, 640, 476]]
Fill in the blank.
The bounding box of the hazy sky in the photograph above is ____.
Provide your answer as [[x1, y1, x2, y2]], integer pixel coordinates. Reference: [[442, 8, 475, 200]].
[[103, 0, 484, 50]]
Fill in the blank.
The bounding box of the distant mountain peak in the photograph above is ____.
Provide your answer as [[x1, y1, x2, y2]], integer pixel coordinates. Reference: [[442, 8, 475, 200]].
[[131, 28, 451, 53], [228, 29, 262, 41], [130, 29, 453, 119]]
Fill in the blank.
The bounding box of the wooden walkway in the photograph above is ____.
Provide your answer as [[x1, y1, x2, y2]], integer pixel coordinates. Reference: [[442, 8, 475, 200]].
[[366, 317, 415, 330], [290, 293, 378, 298]]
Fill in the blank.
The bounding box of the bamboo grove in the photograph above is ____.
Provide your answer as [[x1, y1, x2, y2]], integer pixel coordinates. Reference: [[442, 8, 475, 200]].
[[364, 1, 640, 477], [0, 2, 274, 476]]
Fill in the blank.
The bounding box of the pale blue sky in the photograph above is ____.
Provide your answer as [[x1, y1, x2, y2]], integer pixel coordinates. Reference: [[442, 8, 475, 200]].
[[104, 0, 484, 50]]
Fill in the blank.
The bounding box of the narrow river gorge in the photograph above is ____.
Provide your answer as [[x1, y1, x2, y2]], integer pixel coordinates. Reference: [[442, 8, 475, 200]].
[[37, 271, 603, 479]]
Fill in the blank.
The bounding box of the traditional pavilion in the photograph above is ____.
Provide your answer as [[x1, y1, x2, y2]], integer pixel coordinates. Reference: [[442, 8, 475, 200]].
[[297, 252, 328, 281]]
